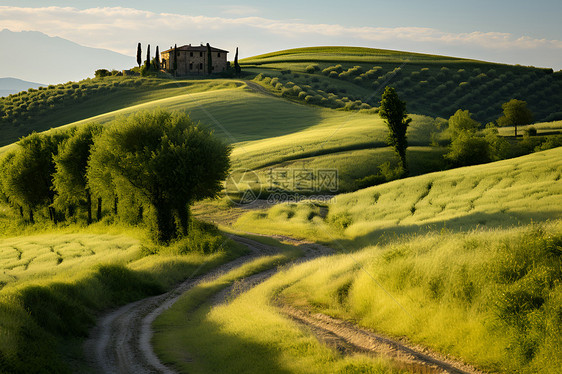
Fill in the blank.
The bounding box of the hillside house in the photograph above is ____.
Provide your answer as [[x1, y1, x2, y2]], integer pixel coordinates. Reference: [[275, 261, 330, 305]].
[[161, 44, 229, 75]]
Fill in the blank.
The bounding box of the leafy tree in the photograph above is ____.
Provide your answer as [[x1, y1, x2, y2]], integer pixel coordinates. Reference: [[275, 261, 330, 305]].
[[379, 86, 412, 174], [88, 109, 230, 243], [234, 47, 241, 76], [154, 46, 160, 70], [53, 124, 102, 224], [498, 99, 533, 137], [145, 44, 151, 69], [448, 109, 480, 137], [136, 42, 142, 67], [445, 131, 490, 166], [206, 43, 213, 75], [1, 132, 68, 223]]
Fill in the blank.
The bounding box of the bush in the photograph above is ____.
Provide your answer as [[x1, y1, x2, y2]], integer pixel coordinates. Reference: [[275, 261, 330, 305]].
[[445, 131, 491, 166], [305, 64, 320, 73], [94, 69, 111, 78], [524, 126, 537, 137]]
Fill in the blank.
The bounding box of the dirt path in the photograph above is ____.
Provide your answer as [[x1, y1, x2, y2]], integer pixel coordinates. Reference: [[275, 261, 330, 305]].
[[245, 80, 279, 97], [278, 305, 484, 374], [83, 233, 484, 374], [83, 234, 285, 374]]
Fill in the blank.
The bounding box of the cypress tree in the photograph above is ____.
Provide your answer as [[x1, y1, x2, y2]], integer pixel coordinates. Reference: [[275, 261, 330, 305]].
[[155, 46, 160, 70], [145, 44, 151, 69], [234, 47, 241, 76], [206, 43, 213, 75], [136, 43, 142, 67]]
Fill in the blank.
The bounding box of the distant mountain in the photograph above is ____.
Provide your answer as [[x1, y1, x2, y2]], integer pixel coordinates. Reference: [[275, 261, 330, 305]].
[[0, 77, 45, 97], [0, 29, 133, 84]]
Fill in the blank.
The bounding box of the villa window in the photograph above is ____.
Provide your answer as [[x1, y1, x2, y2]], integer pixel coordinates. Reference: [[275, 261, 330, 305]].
[[190, 52, 193, 57], [218, 52, 221, 57], [200, 52, 203, 57], [189, 63, 193, 70], [199, 63, 203, 69]]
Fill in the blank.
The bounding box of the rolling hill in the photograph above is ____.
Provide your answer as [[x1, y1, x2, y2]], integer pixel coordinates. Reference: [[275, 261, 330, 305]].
[[235, 147, 562, 241], [242, 46, 562, 124], [0, 46, 561, 374]]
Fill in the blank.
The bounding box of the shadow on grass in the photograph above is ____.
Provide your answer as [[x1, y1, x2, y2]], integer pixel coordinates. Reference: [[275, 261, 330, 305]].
[[330, 210, 562, 250], [0, 242, 245, 373], [157, 304, 293, 374]]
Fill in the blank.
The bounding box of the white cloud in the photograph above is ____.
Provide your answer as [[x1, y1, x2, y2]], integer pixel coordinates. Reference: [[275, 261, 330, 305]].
[[0, 5, 561, 68], [220, 5, 260, 16]]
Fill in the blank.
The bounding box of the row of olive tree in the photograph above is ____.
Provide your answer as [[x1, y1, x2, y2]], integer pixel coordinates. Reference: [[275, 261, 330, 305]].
[[0, 109, 230, 243]]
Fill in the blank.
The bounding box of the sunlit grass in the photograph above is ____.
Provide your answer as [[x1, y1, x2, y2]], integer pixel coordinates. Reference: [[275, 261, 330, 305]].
[[264, 221, 562, 373], [235, 147, 562, 242], [153, 242, 407, 374]]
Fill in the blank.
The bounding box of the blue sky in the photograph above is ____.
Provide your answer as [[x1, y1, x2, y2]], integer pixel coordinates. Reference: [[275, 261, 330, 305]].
[[2, 0, 562, 69]]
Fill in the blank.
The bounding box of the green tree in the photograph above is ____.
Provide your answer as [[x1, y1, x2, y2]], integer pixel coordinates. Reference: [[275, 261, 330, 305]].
[[206, 43, 213, 75], [154, 46, 160, 70], [445, 131, 490, 166], [1, 132, 68, 223], [448, 109, 480, 137], [136, 42, 142, 67], [53, 124, 102, 224], [379, 86, 412, 174], [234, 47, 241, 76], [88, 109, 230, 243], [145, 44, 151, 69], [498, 99, 533, 137]]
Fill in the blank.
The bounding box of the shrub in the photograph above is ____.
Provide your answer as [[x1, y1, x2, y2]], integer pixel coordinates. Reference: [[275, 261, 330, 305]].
[[95, 69, 111, 78], [524, 126, 537, 137], [305, 64, 320, 73], [445, 131, 491, 166]]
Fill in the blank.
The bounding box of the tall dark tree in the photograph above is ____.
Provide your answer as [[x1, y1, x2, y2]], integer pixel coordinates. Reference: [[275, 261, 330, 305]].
[[379, 86, 412, 175], [53, 124, 102, 224], [136, 42, 142, 67], [88, 109, 230, 243], [206, 43, 213, 75], [145, 44, 151, 69], [498, 99, 533, 138], [234, 47, 241, 76], [173, 44, 178, 76], [154, 46, 160, 70]]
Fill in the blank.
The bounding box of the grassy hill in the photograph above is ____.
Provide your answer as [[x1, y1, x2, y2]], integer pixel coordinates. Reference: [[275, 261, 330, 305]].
[[0, 78, 450, 193], [227, 148, 562, 373], [242, 46, 562, 124], [235, 147, 562, 242]]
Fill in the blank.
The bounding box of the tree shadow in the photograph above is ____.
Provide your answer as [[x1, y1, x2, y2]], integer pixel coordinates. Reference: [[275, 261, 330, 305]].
[[328, 210, 562, 251], [158, 303, 295, 374]]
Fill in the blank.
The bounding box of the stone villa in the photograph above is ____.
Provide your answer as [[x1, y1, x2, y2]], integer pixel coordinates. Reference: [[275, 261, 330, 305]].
[[161, 44, 229, 75]]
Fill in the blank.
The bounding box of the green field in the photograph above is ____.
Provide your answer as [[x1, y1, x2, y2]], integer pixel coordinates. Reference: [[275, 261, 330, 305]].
[[235, 147, 562, 242], [0, 79, 450, 193], [223, 148, 562, 373], [153, 239, 406, 374], [242, 47, 562, 124]]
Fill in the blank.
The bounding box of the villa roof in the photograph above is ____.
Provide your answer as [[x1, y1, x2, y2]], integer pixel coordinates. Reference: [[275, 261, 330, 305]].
[[162, 44, 229, 54]]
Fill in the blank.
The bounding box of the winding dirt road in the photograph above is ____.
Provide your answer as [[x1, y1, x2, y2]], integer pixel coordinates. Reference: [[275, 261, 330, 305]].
[[83, 234, 483, 374]]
